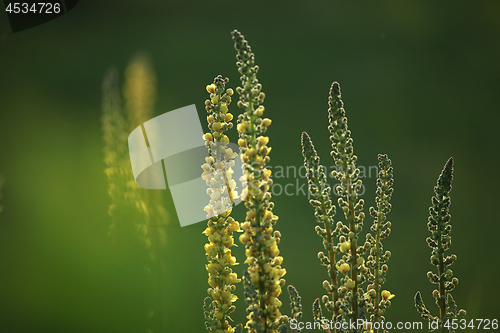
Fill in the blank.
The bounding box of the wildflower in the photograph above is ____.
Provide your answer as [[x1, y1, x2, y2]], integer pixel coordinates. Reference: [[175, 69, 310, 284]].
[[212, 122, 222, 131], [202, 75, 240, 333], [257, 136, 269, 147], [220, 103, 228, 114], [206, 84, 216, 93], [204, 133, 213, 141], [261, 118, 272, 127], [340, 241, 351, 253], [381, 290, 395, 300], [337, 263, 350, 275]]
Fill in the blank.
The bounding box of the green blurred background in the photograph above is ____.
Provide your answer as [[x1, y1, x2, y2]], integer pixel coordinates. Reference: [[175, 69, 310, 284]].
[[1, 1, 499, 332]]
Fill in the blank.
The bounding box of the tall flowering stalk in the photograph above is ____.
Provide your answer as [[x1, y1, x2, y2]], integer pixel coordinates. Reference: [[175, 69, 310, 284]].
[[301, 132, 340, 321], [414, 157, 466, 332], [303, 82, 395, 333], [365, 154, 394, 333], [202, 75, 242, 333], [327, 82, 366, 325], [232, 30, 288, 333]]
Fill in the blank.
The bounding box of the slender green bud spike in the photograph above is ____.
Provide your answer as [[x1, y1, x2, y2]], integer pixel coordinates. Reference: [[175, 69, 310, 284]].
[[416, 157, 465, 332], [288, 285, 303, 323], [312, 298, 324, 322], [302, 131, 341, 319]]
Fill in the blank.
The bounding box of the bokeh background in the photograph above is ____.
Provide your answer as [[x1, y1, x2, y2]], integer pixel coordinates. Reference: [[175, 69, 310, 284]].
[[1, 1, 499, 332]]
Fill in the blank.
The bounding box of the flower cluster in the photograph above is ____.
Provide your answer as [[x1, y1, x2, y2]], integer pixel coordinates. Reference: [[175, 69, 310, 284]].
[[327, 81, 366, 323], [202, 75, 242, 333], [414, 157, 466, 332], [232, 30, 288, 333], [364, 154, 394, 330], [302, 82, 395, 332]]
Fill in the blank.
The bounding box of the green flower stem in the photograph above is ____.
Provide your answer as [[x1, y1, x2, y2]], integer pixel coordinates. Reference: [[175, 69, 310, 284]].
[[301, 132, 339, 321], [437, 226, 447, 331], [369, 154, 394, 333], [324, 211, 339, 317], [415, 157, 466, 333], [328, 82, 363, 323], [347, 195, 359, 321]]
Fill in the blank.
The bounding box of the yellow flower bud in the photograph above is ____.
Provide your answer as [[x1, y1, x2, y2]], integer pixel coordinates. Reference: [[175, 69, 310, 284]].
[[220, 103, 228, 114], [206, 84, 216, 94], [237, 122, 248, 132], [263, 210, 273, 221], [246, 148, 257, 158], [239, 233, 249, 244], [345, 279, 355, 290], [381, 290, 395, 300], [226, 88, 234, 96], [356, 257, 365, 266], [221, 135, 229, 144], [340, 241, 351, 253], [225, 113, 233, 122], [261, 118, 272, 127], [238, 138, 247, 147], [257, 136, 269, 147], [255, 106, 264, 117], [337, 263, 350, 275], [204, 133, 213, 141], [207, 115, 214, 123], [215, 311, 224, 320], [211, 95, 219, 104], [212, 122, 222, 131]]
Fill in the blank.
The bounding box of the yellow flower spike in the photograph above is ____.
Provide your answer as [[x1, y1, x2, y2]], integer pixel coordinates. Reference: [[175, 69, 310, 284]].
[[261, 118, 272, 127], [225, 113, 233, 122], [226, 88, 234, 96], [345, 279, 355, 290], [381, 290, 395, 300], [340, 241, 351, 253], [212, 122, 222, 131], [206, 84, 216, 93], [337, 263, 350, 275], [257, 136, 269, 147]]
